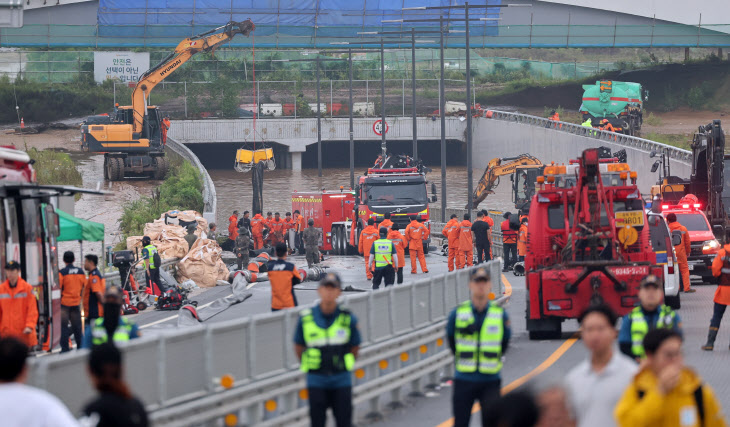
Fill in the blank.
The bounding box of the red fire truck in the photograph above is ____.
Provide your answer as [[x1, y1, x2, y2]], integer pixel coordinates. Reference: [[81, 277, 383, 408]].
[[524, 148, 663, 339], [0, 145, 104, 351], [292, 155, 437, 254]]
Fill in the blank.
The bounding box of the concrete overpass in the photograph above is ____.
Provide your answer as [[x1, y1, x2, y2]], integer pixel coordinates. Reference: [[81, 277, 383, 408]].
[[167, 116, 466, 170]]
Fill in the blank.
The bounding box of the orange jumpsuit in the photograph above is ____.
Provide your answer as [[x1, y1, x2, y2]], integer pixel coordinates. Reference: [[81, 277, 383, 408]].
[[484, 216, 494, 258], [405, 220, 429, 274], [378, 219, 394, 232], [388, 229, 407, 282], [161, 118, 171, 144], [358, 225, 380, 279], [455, 219, 474, 268], [251, 214, 266, 249], [711, 245, 730, 305], [269, 218, 286, 246], [442, 218, 460, 271], [228, 215, 239, 241], [669, 221, 692, 292], [0, 278, 39, 347], [517, 223, 528, 258]]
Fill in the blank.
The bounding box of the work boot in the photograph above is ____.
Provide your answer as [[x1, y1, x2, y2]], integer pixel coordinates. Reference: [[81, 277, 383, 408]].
[[702, 327, 719, 351], [685, 288, 697, 293]]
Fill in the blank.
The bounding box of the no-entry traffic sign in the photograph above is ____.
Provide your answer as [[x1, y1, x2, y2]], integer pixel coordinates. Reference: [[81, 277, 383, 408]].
[[373, 119, 389, 136]]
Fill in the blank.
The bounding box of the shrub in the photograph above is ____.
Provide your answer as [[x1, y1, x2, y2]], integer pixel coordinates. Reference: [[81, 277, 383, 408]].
[[687, 87, 705, 111]]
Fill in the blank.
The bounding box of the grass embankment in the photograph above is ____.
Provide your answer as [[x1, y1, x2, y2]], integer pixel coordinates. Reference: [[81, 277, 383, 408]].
[[643, 133, 692, 150], [26, 148, 83, 198], [116, 157, 204, 250]]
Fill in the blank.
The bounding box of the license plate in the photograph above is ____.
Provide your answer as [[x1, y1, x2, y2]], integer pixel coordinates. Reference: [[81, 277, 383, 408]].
[[615, 211, 644, 227], [688, 264, 694, 271]]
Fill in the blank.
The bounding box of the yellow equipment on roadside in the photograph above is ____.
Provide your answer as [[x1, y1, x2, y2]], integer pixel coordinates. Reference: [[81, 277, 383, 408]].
[[234, 146, 276, 172]]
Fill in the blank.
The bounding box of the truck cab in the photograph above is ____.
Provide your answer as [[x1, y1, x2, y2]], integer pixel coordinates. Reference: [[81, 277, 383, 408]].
[[660, 197, 721, 284]]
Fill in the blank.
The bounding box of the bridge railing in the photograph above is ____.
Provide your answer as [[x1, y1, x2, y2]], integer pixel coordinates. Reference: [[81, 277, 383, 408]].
[[487, 110, 692, 163], [166, 138, 217, 223], [28, 261, 504, 426]]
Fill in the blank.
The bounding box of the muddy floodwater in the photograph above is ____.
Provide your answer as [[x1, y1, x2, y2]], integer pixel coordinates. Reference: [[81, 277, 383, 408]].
[[210, 166, 515, 225]]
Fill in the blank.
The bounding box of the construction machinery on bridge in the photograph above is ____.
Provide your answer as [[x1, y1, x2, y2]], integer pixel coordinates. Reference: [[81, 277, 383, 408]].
[[469, 154, 543, 211], [580, 80, 646, 136], [524, 148, 663, 339], [81, 20, 255, 181]]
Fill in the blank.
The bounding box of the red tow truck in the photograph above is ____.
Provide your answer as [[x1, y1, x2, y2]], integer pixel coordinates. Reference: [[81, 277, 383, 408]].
[[292, 155, 437, 254], [525, 148, 663, 339]]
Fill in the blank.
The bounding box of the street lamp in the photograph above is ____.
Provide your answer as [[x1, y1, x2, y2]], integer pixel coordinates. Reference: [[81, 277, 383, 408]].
[[397, 2, 531, 219]]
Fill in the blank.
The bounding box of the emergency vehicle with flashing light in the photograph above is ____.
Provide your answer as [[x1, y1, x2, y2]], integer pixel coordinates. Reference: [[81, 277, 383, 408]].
[[525, 148, 663, 339], [659, 194, 721, 285]]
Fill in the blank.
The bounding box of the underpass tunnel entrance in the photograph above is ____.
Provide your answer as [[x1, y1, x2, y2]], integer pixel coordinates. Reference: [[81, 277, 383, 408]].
[[303, 139, 466, 168], [186, 142, 291, 170]]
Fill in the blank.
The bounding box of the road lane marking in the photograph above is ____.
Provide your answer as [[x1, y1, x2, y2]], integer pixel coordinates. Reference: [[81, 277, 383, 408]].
[[139, 281, 259, 329], [501, 274, 513, 297], [435, 333, 579, 427]]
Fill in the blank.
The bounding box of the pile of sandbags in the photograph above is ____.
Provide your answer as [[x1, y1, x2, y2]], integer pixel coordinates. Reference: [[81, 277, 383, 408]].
[[160, 210, 209, 238], [177, 238, 230, 288], [126, 210, 209, 259]]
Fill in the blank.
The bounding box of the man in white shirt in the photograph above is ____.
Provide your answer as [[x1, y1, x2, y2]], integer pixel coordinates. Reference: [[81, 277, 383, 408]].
[[565, 304, 638, 427], [0, 337, 79, 427]]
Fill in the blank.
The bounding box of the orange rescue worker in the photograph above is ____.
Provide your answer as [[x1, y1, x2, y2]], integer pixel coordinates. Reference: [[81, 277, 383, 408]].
[[358, 218, 380, 280], [501, 212, 519, 272], [379, 212, 394, 232], [547, 110, 561, 129], [443, 214, 460, 272], [59, 251, 86, 353], [0, 261, 38, 348], [83, 254, 106, 325], [703, 234, 730, 350], [293, 210, 305, 254], [599, 118, 615, 132], [405, 215, 429, 274], [161, 115, 171, 145], [517, 217, 529, 262], [251, 211, 266, 249], [667, 213, 694, 293], [267, 243, 302, 312], [388, 223, 407, 284], [455, 213, 474, 269], [228, 210, 239, 242], [269, 212, 286, 246]]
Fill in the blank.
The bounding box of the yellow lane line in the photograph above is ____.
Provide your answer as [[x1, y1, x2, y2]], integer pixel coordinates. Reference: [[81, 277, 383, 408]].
[[501, 274, 513, 297]]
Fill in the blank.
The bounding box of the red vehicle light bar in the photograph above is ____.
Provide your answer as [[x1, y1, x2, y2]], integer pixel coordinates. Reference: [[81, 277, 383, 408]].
[[663, 203, 702, 210]]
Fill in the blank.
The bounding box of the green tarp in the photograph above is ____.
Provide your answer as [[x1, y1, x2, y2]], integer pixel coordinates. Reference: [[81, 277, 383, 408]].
[[57, 209, 104, 242]]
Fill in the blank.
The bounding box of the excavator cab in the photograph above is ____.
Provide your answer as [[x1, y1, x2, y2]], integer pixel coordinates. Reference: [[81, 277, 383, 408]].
[[512, 166, 545, 215]]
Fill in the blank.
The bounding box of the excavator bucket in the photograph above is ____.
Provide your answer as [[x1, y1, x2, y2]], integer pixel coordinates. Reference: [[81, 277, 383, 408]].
[[232, 19, 256, 37]]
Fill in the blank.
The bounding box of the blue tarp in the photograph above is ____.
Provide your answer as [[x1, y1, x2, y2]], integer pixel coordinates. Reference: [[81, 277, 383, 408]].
[[97, 0, 501, 47]]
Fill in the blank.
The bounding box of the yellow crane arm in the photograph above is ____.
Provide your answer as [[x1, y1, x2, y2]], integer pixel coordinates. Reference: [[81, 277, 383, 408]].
[[469, 154, 543, 209], [131, 20, 256, 133]]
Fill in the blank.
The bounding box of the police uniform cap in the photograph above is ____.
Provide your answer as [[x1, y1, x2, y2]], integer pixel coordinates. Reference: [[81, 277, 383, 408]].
[[320, 273, 342, 288], [640, 275, 661, 288], [470, 267, 491, 282]]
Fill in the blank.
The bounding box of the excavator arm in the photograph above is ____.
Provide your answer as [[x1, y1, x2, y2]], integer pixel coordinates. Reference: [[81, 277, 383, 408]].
[[469, 154, 543, 209], [131, 20, 255, 133]]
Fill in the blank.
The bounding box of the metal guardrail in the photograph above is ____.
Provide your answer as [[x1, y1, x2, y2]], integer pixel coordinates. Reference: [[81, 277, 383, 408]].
[[165, 138, 217, 224], [487, 110, 693, 164], [27, 261, 503, 426], [102, 258, 179, 287]]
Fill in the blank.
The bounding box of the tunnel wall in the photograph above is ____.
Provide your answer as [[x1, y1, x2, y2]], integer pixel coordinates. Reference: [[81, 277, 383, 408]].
[[474, 114, 692, 193]]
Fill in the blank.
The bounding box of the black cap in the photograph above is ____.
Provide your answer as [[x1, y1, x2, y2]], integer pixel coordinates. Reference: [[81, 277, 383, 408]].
[[5, 261, 20, 270], [142, 235, 151, 244], [379, 227, 388, 236], [640, 275, 661, 288], [320, 273, 342, 288], [470, 267, 491, 281]]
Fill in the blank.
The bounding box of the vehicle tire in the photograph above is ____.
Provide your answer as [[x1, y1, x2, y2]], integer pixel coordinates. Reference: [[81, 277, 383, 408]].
[[423, 242, 430, 255], [136, 301, 148, 311], [665, 293, 681, 310], [331, 226, 341, 255], [103, 158, 109, 180], [337, 226, 346, 255], [109, 158, 124, 181], [154, 156, 169, 180]]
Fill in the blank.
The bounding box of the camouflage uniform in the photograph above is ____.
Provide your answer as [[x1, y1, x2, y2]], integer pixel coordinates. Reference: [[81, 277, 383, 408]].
[[235, 227, 251, 270], [302, 226, 321, 268]]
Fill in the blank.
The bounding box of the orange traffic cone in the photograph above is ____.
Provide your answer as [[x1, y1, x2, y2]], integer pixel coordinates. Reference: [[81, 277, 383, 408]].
[[20, 118, 25, 129]]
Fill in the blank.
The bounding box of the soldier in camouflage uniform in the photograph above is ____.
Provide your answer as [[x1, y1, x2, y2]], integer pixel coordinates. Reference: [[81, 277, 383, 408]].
[[235, 226, 251, 270], [302, 219, 321, 268]]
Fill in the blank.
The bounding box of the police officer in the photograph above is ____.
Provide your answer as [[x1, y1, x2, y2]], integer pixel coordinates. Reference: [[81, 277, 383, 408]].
[[294, 273, 361, 427], [235, 226, 251, 270], [618, 275, 681, 360], [369, 227, 399, 289], [303, 219, 321, 268], [82, 286, 140, 348], [446, 267, 510, 427], [141, 236, 162, 293]]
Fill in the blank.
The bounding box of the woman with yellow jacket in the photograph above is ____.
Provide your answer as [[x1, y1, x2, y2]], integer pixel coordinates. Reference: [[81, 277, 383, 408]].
[[615, 329, 727, 427]]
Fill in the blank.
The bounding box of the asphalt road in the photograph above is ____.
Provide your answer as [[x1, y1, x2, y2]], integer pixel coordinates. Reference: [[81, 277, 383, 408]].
[[127, 255, 730, 426]]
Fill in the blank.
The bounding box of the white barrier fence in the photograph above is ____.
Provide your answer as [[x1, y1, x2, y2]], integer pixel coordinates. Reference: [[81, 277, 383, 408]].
[[28, 261, 503, 426]]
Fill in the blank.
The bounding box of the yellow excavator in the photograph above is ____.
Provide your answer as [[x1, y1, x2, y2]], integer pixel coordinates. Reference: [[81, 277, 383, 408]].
[[82, 20, 255, 181], [469, 154, 543, 209]]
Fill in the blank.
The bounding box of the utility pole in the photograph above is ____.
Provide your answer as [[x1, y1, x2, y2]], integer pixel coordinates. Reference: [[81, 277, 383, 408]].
[[316, 58, 322, 177], [348, 48, 355, 189], [465, 2, 474, 219], [439, 16, 447, 222], [380, 40, 387, 159], [411, 28, 418, 160]]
